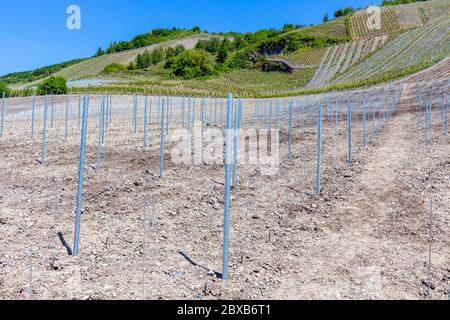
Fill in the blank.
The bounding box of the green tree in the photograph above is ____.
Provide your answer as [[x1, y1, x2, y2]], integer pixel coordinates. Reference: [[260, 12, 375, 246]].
[[226, 51, 252, 69], [0, 82, 10, 96], [221, 37, 232, 50], [282, 23, 296, 33], [216, 45, 228, 63], [165, 45, 186, 60], [196, 38, 222, 53], [96, 47, 105, 57], [136, 50, 152, 69], [323, 14, 329, 22], [37, 76, 67, 95], [150, 48, 165, 65], [171, 49, 213, 79], [334, 7, 355, 18]]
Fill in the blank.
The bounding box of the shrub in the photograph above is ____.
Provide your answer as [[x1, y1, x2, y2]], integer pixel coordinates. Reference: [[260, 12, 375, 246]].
[[150, 48, 165, 65], [171, 49, 213, 79], [216, 46, 228, 63], [37, 76, 67, 95], [334, 7, 355, 18], [136, 50, 152, 69], [103, 63, 128, 73], [196, 38, 222, 53], [0, 82, 11, 96], [165, 45, 186, 60], [226, 50, 253, 69], [95, 47, 105, 57]]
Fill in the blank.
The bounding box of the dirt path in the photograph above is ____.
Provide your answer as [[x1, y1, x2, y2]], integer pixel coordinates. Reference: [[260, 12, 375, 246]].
[[270, 90, 449, 299]]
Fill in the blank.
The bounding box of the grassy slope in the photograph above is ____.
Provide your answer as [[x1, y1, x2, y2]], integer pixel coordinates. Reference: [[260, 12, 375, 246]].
[[72, 67, 317, 98], [289, 18, 348, 38], [10, 34, 212, 89], [55, 34, 212, 80]]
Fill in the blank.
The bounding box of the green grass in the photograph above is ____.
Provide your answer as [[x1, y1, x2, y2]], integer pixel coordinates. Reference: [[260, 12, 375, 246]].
[[273, 47, 327, 66], [290, 18, 348, 38], [67, 67, 317, 98]]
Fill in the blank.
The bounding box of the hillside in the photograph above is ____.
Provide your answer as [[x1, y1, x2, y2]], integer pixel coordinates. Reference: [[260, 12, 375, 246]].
[[54, 34, 212, 81], [2, 0, 449, 98], [348, 0, 449, 39], [305, 35, 390, 88], [333, 16, 450, 85]]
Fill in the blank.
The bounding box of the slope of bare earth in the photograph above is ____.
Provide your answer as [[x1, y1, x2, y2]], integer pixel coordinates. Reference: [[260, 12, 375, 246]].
[[0, 85, 448, 300]]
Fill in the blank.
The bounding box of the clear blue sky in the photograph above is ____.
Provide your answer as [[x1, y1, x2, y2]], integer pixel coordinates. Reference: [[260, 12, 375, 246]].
[[0, 0, 382, 76]]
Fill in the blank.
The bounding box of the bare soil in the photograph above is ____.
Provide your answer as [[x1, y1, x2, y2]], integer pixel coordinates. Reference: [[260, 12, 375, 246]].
[[0, 87, 448, 300]]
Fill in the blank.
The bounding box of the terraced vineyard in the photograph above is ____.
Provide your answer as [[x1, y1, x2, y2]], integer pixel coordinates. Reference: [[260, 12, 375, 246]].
[[273, 48, 327, 68], [348, 0, 450, 40], [334, 17, 450, 85], [306, 35, 389, 88], [348, 8, 401, 40]]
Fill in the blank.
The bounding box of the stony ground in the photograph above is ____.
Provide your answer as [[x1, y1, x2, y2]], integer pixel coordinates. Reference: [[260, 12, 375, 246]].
[[0, 86, 448, 300]]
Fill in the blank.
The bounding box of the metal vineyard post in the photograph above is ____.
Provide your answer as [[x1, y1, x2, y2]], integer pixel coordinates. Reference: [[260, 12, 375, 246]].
[[363, 95, 367, 147], [160, 98, 165, 178], [41, 95, 49, 164], [316, 101, 323, 193], [144, 96, 148, 147], [73, 95, 89, 256], [31, 96, 35, 139], [348, 99, 352, 165], [65, 95, 69, 142], [0, 92, 5, 136], [96, 96, 105, 170], [288, 99, 293, 161], [51, 94, 54, 128], [222, 93, 233, 281]]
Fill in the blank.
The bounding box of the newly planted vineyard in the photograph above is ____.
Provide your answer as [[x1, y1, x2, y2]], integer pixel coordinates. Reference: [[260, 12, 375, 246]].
[[334, 17, 450, 85], [273, 48, 328, 68], [306, 35, 389, 88]]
